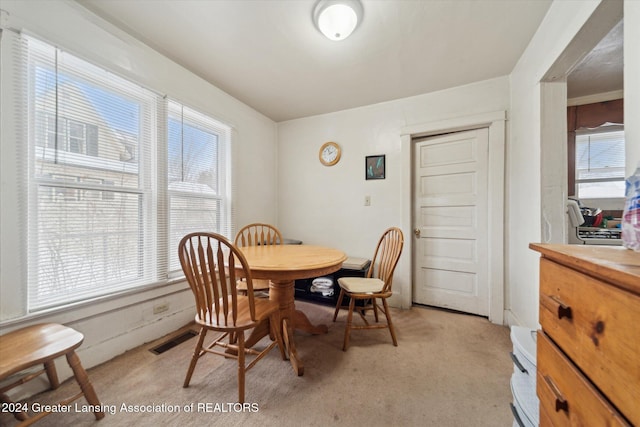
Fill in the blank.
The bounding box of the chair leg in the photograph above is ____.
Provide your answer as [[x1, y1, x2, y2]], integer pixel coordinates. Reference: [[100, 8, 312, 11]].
[[333, 288, 345, 322], [43, 359, 60, 389], [66, 350, 105, 420], [372, 298, 380, 322], [184, 327, 207, 388], [343, 297, 356, 351], [1, 392, 28, 421], [382, 298, 398, 346], [237, 331, 245, 404]]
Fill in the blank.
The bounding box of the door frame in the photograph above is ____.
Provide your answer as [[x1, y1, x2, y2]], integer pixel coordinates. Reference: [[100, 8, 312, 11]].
[[399, 111, 506, 324]]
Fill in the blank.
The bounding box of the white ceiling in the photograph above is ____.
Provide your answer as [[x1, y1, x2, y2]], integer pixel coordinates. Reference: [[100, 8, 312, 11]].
[[76, 0, 562, 122], [567, 19, 623, 100]]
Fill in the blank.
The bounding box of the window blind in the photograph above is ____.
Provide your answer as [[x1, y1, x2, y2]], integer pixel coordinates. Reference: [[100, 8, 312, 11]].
[[575, 129, 625, 199], [3, 33, 233, 313], [23, 36, 161, 310], [167, 100, 231, 273]]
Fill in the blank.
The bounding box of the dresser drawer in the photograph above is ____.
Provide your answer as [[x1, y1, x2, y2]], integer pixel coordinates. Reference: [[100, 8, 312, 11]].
[[536, 332, 629, 426], [539, 258, 640, 425]]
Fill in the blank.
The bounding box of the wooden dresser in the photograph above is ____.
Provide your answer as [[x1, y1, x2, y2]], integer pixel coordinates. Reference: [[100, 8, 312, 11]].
[[529, 244, 640, 426]]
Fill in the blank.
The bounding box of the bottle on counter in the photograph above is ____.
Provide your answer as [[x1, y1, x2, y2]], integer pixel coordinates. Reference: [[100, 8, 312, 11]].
[[622, 161, 640, 252]]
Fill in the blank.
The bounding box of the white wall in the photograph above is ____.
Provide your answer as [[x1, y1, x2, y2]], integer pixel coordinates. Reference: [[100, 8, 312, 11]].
[[0, 0, 278, 392], [277, 77, 510, 309], [508, 0, 598, 328]]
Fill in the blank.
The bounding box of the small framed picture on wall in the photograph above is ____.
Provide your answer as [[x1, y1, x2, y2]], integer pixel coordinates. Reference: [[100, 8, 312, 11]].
[[365, 155, 385, 180]]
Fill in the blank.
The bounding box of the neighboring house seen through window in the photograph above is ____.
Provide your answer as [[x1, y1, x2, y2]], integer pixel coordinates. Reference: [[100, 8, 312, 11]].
[[36, 112, 99, 156]]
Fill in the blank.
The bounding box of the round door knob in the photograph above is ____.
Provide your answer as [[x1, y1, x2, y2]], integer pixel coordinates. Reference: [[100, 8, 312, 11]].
[[414, 228, 421, 237]]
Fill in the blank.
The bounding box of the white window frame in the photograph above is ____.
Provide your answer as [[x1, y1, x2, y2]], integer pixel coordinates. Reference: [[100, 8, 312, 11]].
[[574, 126, 625, 208], [167, 99, 232, 275], [0, 31, 233, 318]]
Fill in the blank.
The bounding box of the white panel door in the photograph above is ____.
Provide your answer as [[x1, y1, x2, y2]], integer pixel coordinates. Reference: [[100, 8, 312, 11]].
[[412, 128, 489, 316]]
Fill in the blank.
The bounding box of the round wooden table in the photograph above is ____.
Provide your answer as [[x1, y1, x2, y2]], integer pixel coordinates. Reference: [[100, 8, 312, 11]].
[[238, 244, 346, 376]]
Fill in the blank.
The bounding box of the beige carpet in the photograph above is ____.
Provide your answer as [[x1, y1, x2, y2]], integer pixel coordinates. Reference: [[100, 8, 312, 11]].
[[1, 303, 514, 426]]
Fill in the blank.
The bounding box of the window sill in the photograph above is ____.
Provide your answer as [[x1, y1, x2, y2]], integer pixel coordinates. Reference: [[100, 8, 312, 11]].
[[578, 197, 625, 211], [0, 278, 189, 331]]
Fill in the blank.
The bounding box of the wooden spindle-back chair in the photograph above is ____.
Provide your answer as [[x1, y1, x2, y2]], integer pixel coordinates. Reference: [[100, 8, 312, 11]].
[[179, 232, 285, 403], [332, 227, 404, 351], [234, 223, 283, 295]]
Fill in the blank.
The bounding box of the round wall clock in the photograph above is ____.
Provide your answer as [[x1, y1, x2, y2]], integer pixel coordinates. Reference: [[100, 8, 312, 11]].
[[319, 141, 341, 166]]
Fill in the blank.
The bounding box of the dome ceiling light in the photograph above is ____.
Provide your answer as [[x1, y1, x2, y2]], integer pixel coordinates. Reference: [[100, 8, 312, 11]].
[[313, 0, 364, 41]]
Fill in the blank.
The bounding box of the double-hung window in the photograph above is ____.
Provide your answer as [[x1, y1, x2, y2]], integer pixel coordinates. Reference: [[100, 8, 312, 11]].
[[2, 33, 231, 315], [575, 127, 625, 199], [167, 101, 231, 273]]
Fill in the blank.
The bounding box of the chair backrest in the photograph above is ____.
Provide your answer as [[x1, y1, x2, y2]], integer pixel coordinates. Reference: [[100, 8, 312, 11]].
[[367, 227, 404, 293], [179, 232, 257, 325], [235, 223, 283, 247]]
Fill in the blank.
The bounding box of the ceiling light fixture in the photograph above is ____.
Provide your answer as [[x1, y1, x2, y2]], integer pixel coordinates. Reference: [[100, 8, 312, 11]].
[[313, 0, 363, 41]]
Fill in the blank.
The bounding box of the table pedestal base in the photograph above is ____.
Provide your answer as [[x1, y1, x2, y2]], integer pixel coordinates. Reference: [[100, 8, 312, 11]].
[[292, 309, 328, 335], [244, 279, 328, 376]]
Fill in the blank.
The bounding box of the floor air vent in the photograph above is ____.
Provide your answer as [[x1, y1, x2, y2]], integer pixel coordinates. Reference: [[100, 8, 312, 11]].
[[149, 330, 198, 355]]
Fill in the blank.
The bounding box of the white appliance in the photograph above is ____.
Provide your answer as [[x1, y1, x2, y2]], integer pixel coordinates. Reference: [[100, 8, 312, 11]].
[[510, 326, 539, 427], [567, 199, 622, 245]]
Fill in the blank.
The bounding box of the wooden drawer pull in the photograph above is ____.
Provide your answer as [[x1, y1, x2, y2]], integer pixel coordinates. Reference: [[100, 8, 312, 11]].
[[541, 294, 573, 320], [544, 374, 569, 413]]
